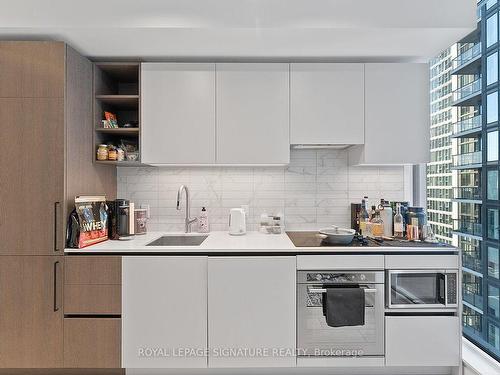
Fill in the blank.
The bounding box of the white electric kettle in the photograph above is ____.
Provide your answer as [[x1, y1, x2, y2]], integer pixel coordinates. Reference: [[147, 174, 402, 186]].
[[229, 208, 246, 235]]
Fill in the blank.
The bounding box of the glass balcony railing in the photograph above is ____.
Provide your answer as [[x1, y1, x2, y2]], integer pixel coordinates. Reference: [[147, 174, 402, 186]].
[[453, 44, 482, 71], [453, 151, 482, 168], [453, 79, 482, 103], [452, 115, 482, 136], [453, 186, 482, 201], [454, 219, 483, 237], [463, 253, 483, 273]]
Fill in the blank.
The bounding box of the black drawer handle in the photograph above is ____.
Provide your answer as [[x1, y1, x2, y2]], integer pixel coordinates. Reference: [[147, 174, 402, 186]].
[[54, 202, 60, 252], [53, 261, 60, 312]]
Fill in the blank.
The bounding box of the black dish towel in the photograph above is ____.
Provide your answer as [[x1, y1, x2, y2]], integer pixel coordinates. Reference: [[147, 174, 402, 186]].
[[323, 287, 365, 327]]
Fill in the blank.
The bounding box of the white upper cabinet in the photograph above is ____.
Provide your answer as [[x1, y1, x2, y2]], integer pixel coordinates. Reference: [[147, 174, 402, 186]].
[[349, 63, 430, 165], [216, 63, 290, 164], [141, 63, 216, 164], [290, 63, 364, 145]]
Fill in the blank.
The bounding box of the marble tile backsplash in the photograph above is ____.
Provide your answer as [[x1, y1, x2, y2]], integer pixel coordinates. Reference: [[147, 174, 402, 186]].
[[117, 149, 410, 232]]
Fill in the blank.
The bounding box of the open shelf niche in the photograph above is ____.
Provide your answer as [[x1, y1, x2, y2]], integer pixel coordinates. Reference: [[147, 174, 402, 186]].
[[93, 62, 141, 166]]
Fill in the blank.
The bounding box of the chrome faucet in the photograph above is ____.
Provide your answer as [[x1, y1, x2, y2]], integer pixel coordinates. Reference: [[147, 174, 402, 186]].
[[176, 185, 197, 233]]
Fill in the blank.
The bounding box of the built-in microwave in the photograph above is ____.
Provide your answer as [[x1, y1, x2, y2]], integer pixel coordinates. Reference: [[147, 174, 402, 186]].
[[386, 270, 458, 309]]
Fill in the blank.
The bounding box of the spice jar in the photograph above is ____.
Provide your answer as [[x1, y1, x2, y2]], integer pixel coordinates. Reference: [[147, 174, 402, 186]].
[[97, 144, 108, 161], [108, 148, 117, 161]]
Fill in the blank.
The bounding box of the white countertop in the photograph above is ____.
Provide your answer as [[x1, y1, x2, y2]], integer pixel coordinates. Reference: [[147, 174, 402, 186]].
[[64, 231, 458, 254]]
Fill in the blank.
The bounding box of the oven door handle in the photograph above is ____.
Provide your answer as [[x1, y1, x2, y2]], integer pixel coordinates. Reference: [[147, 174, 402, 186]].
[[308, 286, 377, 294]]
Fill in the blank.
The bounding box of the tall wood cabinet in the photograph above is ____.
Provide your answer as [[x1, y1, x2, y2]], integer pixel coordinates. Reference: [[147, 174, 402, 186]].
[[0, 256, 63, 368], [0, 41, 116, 368]]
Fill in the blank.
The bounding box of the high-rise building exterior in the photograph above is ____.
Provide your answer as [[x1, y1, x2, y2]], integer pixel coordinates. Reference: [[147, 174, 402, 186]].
[[429, 0, 500, 360], [428, 48, 455, 244]]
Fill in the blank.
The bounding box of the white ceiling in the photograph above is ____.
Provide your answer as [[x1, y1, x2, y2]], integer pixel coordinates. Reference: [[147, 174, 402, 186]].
[[0, 0, 477, 60]]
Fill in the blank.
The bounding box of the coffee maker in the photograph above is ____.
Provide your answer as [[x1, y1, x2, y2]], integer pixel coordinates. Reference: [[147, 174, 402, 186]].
[[108, 199, 133, 240]]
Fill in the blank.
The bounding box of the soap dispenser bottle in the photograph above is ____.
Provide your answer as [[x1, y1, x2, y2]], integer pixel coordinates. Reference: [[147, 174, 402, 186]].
[[198, 207, 209, 233]]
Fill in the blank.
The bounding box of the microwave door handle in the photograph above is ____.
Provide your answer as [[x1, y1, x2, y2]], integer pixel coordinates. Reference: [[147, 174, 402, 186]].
[[308, 287, 377, 293], [444, 273, 448, 306]]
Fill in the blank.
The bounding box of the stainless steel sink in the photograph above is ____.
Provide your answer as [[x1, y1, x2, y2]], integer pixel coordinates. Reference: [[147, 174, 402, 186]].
[[146, 235, 208, 247]]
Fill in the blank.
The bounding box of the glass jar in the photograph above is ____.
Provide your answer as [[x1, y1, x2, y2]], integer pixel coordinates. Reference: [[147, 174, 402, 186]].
[[108, 148, 117, 161], [97, 144, 108, 161]]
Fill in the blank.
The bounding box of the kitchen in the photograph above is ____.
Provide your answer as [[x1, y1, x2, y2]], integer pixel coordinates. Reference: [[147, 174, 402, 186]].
[[0, 1, 487, 375]]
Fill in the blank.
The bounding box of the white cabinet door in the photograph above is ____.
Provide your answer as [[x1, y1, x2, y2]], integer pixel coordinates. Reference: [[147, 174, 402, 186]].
[[216, 63, 290, 164], [385, 316, 460, 367], [122, 256, 208, 368], [141, 63, 216, 164], [349, 63, 430, 165], [208, 257, 296, 368], [290, 63, 364, 145]]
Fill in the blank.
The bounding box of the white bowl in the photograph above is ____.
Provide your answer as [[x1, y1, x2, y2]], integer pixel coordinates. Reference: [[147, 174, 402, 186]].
[[318, 226, 356, 245]]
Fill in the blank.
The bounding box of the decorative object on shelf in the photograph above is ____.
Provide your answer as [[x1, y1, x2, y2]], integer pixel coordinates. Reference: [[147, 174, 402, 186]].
[[117, 148, 125, 161], [97, 144, 108, 161], [122, 120, 139, 128], [108, 146, 118, 161], [104, 111, 119, 128]]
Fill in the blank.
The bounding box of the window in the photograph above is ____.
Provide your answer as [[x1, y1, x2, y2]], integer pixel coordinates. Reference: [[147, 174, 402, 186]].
[[488, 0, 498, 10], [489, 247, 500, 279], [489, 285, 500, 319], [487, 92, 498, 123], [488, 131, 499, 161], [488, 169, 499, 200], [489, 323, 500, 352], [487, 14, 498, 47], [488, 53, 499, 85], [488, 208, 500, 240]]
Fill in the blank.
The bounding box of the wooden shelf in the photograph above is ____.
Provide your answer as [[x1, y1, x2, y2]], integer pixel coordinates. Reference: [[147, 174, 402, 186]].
[[95, 95, 139, 109], [95, 160, 142, 166], [95, 128, 139, 135]]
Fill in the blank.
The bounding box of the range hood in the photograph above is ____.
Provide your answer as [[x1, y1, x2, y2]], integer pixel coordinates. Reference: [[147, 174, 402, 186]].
[[291, 144, 352, 150]]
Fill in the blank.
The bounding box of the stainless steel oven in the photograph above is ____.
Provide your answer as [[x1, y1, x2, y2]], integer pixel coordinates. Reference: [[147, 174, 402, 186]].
[[297, 271, 385, 357], [386, 270, 458, 309]]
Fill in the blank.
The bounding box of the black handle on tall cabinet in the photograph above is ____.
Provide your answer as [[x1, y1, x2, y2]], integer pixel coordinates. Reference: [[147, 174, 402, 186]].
[[54, 202, 60, 252], [53, 260, 60, 312]]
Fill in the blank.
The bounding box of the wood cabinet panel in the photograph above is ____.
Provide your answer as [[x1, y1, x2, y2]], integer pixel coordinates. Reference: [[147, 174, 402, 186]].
[[64, 318, 121, 368], [65, 256, 121, 285], [0, 41, 65, 98], [64, 285, 121, 315], [65, 46, 116, 225], [0, 98, 64, 254], [0, 256, 63, 368]]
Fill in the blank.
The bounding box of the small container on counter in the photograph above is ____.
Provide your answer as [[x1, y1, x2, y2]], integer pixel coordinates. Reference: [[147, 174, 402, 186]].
[[259, 213, 284, 234], [97, 144, 108, 161], [198, 207, 209, 233], [134, 208, 148, 235]]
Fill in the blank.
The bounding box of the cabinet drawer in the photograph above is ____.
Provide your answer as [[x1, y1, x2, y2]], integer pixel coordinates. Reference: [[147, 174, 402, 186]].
[[64, 284, 121, 314], [385, 255, 458, 270], [65, 256, 121, 285], [64, 318, 121, 368], [385, 316, 460, 366]]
